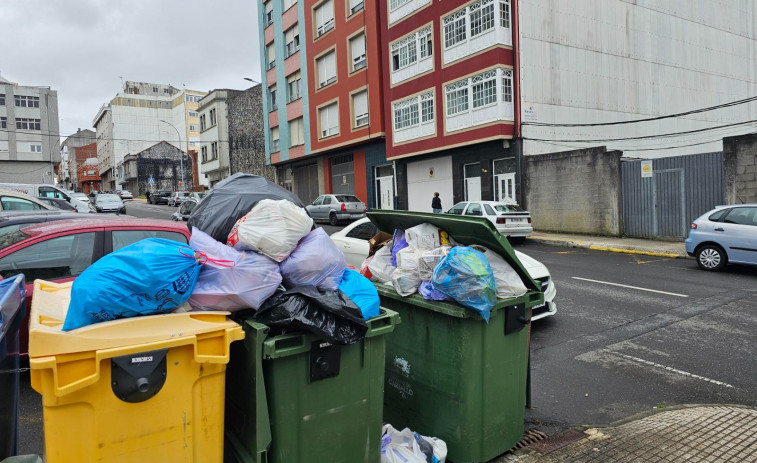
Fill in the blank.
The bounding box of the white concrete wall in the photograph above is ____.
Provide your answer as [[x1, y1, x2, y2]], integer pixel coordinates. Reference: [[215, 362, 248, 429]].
[[406, 155, 454, 212], [519, 0, 757, 158]]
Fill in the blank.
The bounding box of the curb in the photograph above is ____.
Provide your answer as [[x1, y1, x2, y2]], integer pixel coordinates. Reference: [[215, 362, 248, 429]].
[[529, 237, 687, 259]]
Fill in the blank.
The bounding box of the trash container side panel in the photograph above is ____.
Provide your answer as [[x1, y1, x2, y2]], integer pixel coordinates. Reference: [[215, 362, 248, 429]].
[[0, 329, 20, 460]]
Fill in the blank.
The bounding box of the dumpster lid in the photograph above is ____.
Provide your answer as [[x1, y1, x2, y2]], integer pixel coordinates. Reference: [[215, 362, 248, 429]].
[[0, 274, 25, 341], [366, 210, 540, 292], [29, 279, 244, 358]]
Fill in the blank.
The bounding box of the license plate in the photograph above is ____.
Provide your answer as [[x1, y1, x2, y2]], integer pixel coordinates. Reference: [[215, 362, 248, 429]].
[[509, 218, 523, 223], [350, 214, 362, 218]]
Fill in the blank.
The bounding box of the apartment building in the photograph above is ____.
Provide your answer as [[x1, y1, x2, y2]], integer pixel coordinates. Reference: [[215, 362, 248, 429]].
[[0, 72, 61, 184], [60, 128, 96, 190]]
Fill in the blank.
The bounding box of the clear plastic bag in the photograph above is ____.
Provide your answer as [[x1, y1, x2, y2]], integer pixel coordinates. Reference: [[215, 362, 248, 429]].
[[405, 223, 455, 250], [280, 227, 346, 290], [392, 267, 421, 297], [418, 246, 451, 281], [474, 245, 528, 298], [368, 245, 396, 283], [431, 246, 497, 322], [381, 424, 447, 463]]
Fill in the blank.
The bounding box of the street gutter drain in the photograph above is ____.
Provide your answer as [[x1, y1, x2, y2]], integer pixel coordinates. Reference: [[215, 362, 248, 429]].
[[527, 428, 588, 455], [509, 429, 549, 452]]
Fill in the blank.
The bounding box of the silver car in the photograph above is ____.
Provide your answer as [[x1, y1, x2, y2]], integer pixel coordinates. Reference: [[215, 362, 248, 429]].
[[685, 204, 757, 271], [94, 193, 125, 214], [306, 194, 367, 226]]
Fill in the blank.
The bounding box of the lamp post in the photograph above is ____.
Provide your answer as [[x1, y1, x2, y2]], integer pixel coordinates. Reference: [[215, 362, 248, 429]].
[[159, 119, 185, 190], [243, 77, 261, 85]]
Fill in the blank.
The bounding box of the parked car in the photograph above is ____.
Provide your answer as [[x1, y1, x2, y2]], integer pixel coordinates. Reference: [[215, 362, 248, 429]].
[[0, 211, 93, 238], [446, 201, 533, 243], [70, 192, 90, 204], [0, 189, 56, 212], [685, 204, 757, 271], [119, 190, 133, 200], [168, 191, 191, 207], [94, 193, 126, 214], [329, 218, 557, 320], [171, 198, 199, 221], [149, 190, 173, 205], [0, 217, 192, 356], [36, 196, 77, 212], [306, 194, 367, 225]]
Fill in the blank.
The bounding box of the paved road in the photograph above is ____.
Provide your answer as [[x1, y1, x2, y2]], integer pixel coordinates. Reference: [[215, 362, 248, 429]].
[[517, 242, 756, 436]]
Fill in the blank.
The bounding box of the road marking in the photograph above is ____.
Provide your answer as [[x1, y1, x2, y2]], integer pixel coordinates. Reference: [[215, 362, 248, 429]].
[[572, 277, 689, 298], [588, 245, 681, 258], [616, 353, 734, 389]]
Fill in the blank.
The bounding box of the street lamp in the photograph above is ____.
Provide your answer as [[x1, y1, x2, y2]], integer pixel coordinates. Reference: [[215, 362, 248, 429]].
[[159, 119, 185, 190], [243, 77, 261, 85]]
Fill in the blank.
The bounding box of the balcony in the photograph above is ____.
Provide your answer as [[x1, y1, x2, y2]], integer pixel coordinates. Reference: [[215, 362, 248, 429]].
[[388, 0, 430, 25]]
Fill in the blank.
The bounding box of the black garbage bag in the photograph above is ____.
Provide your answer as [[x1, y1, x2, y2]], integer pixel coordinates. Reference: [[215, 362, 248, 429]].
[[254, 286, 369, 345], [187, 173, 306, 243]]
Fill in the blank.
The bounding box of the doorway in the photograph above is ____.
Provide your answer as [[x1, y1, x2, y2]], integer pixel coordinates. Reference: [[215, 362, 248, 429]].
[[464, 162, 481, 201], [375, 164, 394, 210]]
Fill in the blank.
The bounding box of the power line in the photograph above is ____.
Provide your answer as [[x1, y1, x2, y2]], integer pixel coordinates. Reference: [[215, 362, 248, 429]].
[[522, 95, 757, 127]]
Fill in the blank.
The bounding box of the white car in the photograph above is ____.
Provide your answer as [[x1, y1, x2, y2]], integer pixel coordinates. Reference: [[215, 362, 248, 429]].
[[446, 201, 533, 242], [330, 218, 557, 320], [70, 192, 90, 204]]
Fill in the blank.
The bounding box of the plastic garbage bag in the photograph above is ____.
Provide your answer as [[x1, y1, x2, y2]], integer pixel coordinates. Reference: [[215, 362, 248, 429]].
[[227, 199, 313, 262], [338, 269, 380, 320], [368, 245, 396, 283], [390, 229, 408, 267], [396, 247, 420, 271], [254, 286, 368, 345], [431, 246, 496, 322], [418, 280, 452, 301], [405, 223, 455, 250], [188, 228, 282, 311], [280, 227, 346, 290], [381, 424, 447, 463], [392, 267, 421, 297], [473, 245, 528, 298], [63, 238, 202, 331], [418, 246, 451, 280], [187, 173, 306, 243], [359, 255, 374, 280]]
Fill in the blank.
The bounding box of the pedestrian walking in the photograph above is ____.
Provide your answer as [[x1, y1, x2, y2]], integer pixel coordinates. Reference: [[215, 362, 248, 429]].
[[431, 192, 442, 213]]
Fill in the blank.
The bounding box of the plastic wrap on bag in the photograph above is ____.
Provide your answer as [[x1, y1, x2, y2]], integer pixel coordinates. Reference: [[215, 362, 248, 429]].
[[381, 424, 447, 463], [368, 245, 396, 283], [472, 245, 528, 298], [254, 286, 368, 345], [431, 246, 496, 322], [396, 247, 420, 272], [188, 228, 282, 311], [405, 223, 455, 250], [418, 246, 451, 281], [280, 227, 346, 290], [359, 255, 374, 279], [418, 280, 452, 301], [338, 269, 380, 320], [63, 238, 202, 331], [187, 173, 306, 243], [227, 199, 313, 262], [391, 229, 408, 267], [392, 267, 421, 297]]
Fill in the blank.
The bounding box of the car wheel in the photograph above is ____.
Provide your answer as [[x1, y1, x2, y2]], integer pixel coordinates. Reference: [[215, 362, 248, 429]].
[[329, 213, 338, 226], [696, 244, 727, 271]]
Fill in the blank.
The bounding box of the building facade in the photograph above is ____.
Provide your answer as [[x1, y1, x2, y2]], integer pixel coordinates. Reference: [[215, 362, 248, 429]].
[[121, 141, 193, 195], [60, 129, 96, 190], [0, 72, 61, 184], [228, 85, 276, 181], [198, 89, 237, 187]]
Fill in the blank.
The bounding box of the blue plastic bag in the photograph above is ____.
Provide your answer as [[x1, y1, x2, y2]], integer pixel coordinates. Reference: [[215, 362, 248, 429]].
[[390, 229, 408, 267], [280, 227, 346, 290], [418, 280, 452, 301], [431, 246, 496, 322], [338, 268, 380, 320], [63, 238, 202, 331]]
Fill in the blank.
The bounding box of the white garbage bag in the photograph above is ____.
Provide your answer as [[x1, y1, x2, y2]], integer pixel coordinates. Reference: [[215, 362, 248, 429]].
[[476, 245, 528, 298], [381, 424, 447, 463], [368, 245, 396, 283], [405, 223, 455, 250], [391, 267, 421, 296], [280, 227, 346, 290]]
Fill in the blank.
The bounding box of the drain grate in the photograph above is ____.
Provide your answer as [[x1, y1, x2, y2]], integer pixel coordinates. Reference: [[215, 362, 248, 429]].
[[509, 429, 550, 452], [527, 428, 588, 455]]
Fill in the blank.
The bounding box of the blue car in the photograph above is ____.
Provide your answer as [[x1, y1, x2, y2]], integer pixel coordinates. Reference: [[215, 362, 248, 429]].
[[685, 204, 757, 271]]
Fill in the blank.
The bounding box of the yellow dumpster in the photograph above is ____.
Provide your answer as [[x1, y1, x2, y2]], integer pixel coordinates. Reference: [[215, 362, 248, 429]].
[[28, 280, 245, 463]]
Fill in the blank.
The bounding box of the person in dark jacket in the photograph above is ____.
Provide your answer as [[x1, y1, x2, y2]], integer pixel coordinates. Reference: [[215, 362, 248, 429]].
[[431, 192, 442, 213]]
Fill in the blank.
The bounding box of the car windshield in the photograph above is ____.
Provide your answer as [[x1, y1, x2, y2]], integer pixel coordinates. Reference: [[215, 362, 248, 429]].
[[335, 195, 361, 203], [72, 193, 87, 199], [121, 191, 131, 195], [97, 194, 120, 201], [494, 204, 525, 213], [0, 230, 30, 250], [176, 192, 189, 197]]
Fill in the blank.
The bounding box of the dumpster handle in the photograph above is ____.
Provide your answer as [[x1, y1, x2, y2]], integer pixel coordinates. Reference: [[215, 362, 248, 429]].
[[264, 334, 310, 358]]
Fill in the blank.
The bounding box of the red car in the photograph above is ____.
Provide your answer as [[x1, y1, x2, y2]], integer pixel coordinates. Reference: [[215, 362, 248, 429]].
[[0, 218, 192, 356]]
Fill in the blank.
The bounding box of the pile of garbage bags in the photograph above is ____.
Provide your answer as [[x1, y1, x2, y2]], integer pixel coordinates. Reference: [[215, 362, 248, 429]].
[[361, 222, 527, 322], [382, 424, 447, 463], [63, 175, 381, 345]]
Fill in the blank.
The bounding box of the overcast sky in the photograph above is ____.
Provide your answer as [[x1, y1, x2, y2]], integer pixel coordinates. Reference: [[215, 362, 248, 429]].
[[0, 0, 262, 139]]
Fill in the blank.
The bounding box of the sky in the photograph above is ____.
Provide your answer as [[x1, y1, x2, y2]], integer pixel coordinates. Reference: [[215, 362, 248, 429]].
[[0, 0, 262, 140]]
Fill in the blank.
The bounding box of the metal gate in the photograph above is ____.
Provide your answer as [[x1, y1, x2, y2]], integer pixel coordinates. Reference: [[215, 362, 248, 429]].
[[331, 154, 354, 195], [294, 163, 319, 204], [621, 152, 723, 239]]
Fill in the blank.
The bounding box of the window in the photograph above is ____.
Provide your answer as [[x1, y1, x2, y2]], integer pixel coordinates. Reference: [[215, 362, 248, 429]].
[[445, 80, 469, 115], [265, 1, 274, 25], [465, 203, 483, 216], [391, 35, 417, 71], [210, 108, 216, 126], [470, 0, 495, 37], [502, 69, 513, 102], [472, 71, 497, 108], [285, 25, 300, 56], [270, 127, 280, 151], [317, 50, 337, 88], [349, 0, 364, 15], [201, 146, 208, 162], [0, 196, 45, 211], [319, 103, 339, 138], [443, 10, 466, 48], [112, 230, 187, 251], [283, 0, 297, 11], [211, 141, 218, 160], [0, 233, 96, 283], [500, 0, 510, 28], [30, 144, 42, 153], [14, 95, 40, 108], [346, 222, 378, 240], [0, 94, 4, 105], [315, 0, 334, 37], [287, 72, 302, 101], [0, 117, 5, 129], [290, 117, 305, 147], [39, 187, 67, 199], [312, 196, 324, 206], [350, 33, 367, 71], [16, 118, 41, 130], [484, 204, 496, 215], [153, 86, 158, 92], [200, 114, 206, 131], [323, 196, 332, 205], [390, 0, 409, 10], [419, 27, 432, 59], [269, 86, 277, 111], [353, 91, 368, 128], [448, 203, 467, 215], [393, 92, 433, 131], [185, 94, 202, 103], [189, 124, 199, 132], [421, 94, 434, 122], [189, 111, 199, 117], [724, 207, 757, 226], [267, 43, 276, 69]]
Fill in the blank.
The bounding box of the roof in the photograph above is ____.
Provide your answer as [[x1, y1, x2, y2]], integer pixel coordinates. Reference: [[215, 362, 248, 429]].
[[19, 217, 190, 238]]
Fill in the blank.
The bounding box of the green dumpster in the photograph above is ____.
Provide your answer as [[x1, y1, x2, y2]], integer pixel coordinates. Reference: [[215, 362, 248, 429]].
[[224, 308, 400, 463], [368, 210, 544, 463]]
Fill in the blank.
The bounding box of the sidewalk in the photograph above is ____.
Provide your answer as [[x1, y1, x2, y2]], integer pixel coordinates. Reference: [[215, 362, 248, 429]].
[[529, 231, 688, 258], [499, 405, 757, 463]]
